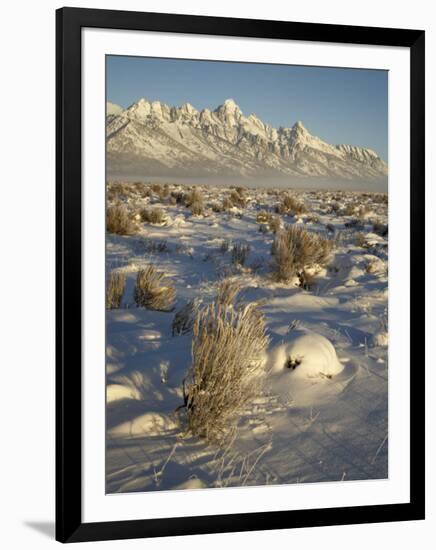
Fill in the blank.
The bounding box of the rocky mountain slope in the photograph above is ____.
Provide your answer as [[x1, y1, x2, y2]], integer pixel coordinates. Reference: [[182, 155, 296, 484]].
[[106, 98, 388, 180]]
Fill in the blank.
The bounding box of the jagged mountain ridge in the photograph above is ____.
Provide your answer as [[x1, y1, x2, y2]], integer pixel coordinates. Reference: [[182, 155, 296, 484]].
[[106, 98, 388, 180]]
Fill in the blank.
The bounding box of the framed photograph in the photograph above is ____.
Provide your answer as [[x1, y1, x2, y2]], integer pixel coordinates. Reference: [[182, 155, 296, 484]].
[[56, 7, 425, 543]]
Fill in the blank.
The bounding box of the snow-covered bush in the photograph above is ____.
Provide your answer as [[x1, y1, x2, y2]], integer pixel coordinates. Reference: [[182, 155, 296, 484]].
[[216, 278, 241, 306], [134, 266, 176, 311], [231, 243, 250, 266], [267, 332, 343, 380], [271, 225, 333, 282], [106, 203, 136, 235], [184, 303, 269, 443], [140, 207, 166, 225], [106, 270, 126, 309]]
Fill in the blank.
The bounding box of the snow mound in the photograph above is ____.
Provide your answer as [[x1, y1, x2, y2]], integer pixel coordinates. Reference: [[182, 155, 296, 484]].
[[107, 383, 141, 403], [109, 412, 178, 438], [266, 332, 344, 380], [171, 478, 207, 490]]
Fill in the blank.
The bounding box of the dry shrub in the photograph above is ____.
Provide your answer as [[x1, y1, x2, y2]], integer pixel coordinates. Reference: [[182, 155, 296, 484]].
[[355, 232, 367, 247], [133, 182, 152, 198], [140, 207, 166, 225], [185, 187, 204, 216], [219, 239, 231, 253], [185, 187, 203, 207], [277, 194, 307, 216], [329, 201, 340, 213], [357, 205, 369, 220], [107, 182, 135, 201], [171, 190, 185, 204], [268, 216, 281, 234], [343, 203, 357, 216], [134, 266, 176, 311], [151, 183, 170, 200], [229, 189, 246, 208], [211, 201, 224, 213], [184, 303, 269, 443], [172, 299, 199, 336], [216, 279, 241, 306], [231, 243, 250, 266], [106, 271, 126, 309], [271, 225, 333, 282], [256, 210, 273, 224], [190, 201, 204, 216], [106, 204, 136, 235], [222, 197, 234, 211], [298, 269, 316, 291]]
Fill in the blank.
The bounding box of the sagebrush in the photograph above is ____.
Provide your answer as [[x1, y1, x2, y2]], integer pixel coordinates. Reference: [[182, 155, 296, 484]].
[[184, 303, 269, 443], [185, 187, 204, 216], [106, 271, 126, 309], [140, 207, 166, 224], [134, 266, 176, 311], [106, 204, 136, 235], [271, 225, 333, 282], [216, 278, 241, 306], [277, 194, 307, 216]]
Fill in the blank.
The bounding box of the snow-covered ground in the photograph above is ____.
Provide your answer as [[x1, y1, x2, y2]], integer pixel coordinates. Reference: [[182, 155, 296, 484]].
[[106, 182, 388, 493]]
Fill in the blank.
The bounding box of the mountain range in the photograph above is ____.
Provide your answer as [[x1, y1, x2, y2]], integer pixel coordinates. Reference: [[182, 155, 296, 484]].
[[106, 98, 388, 180]]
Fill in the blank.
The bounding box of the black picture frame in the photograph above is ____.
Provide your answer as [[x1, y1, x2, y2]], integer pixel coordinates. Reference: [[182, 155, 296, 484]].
[[56, 6, 425, 543]]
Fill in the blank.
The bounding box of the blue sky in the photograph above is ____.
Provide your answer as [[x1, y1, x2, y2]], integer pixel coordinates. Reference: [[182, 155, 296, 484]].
[[107, 56, 388, 161]]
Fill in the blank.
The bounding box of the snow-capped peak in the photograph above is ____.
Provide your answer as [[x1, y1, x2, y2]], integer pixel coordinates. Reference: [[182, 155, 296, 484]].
[[180, 102, 197, 114], [214, 98, 243, 122], [211, 99, 243, 129], [106, 97, 388, 180], [292, 120, 309, 135]]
